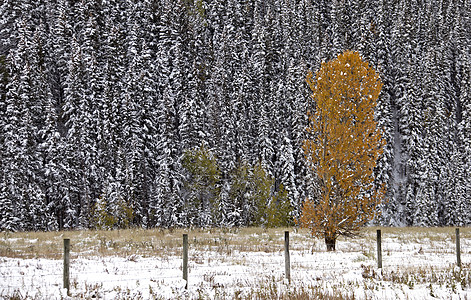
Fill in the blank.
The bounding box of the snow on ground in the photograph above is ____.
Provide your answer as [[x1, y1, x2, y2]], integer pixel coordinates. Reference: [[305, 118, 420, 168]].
[[1, 229, 470, 299]]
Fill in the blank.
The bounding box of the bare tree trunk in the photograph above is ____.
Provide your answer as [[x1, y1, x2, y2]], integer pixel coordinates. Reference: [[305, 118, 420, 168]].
[[325, 236, 336, 251]]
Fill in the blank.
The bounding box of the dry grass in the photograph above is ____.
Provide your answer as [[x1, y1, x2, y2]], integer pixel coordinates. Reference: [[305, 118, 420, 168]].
[[1, 226, 471, 299], [0, 227, 295, 260], [1, 226, 469, 260]]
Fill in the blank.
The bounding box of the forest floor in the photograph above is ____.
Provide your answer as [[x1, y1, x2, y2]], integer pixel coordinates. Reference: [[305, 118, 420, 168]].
[[1, 227, 471, 299]]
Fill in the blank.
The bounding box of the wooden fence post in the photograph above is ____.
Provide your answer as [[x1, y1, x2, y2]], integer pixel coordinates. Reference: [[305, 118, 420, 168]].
[[377, 229, 382, 269], [63, 238, 70, 296], [456, 228, 461, 267], [284, 231, 290, 282], [183, 234, 188, 289]]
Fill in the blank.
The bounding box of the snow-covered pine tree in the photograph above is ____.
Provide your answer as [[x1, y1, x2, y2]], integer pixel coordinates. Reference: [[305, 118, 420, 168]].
[[3, 18, 50, 230], [251, 5, 274, 176], [0, 0, 21, 54], [61, 35, 89, 229], [122, 2, 160, 226]]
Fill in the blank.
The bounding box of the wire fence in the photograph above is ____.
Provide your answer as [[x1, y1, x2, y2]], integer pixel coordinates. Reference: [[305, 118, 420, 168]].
[[1, 229, 468, 296]]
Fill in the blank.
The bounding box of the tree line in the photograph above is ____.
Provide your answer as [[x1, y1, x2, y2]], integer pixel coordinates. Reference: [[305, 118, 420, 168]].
[[0, 0, 470, 231]]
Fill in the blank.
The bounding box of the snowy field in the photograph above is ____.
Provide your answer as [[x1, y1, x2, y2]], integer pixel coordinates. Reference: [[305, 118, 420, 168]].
[[1, 227, 471, 299]]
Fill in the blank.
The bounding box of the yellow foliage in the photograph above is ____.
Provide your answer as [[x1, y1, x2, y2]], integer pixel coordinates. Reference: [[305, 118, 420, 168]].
[[300, 50, 385, 248]]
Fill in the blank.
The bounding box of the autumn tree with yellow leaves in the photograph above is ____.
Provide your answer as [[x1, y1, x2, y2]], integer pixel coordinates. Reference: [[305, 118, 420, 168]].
[[300, 51, 385, 251]]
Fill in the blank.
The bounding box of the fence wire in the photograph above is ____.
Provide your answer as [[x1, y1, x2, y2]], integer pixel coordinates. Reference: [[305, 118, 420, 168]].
[[1, 232, 467, 296], [1, 255, 463, 283]]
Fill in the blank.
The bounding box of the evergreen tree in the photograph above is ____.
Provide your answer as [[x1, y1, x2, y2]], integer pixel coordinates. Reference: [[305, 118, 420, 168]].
[[181, 145, 221, 227], [1, 0, 471, 230]]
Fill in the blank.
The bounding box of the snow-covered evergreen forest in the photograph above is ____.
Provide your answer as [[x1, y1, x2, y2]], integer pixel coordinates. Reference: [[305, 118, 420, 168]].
[[0, 0, 470, 231]]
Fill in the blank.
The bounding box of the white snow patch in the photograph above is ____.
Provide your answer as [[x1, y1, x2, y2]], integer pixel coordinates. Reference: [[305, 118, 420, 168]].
[[1, 231, 470, 299]]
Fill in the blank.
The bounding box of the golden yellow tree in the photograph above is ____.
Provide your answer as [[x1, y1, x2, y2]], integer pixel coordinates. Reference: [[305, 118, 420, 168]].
[[300, 50, 385, 251]]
